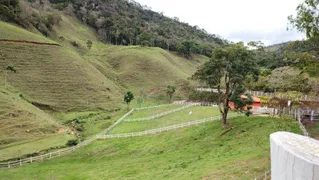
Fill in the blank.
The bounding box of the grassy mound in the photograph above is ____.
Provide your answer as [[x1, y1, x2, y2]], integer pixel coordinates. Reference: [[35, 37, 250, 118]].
[[0, 117, 301, 179]]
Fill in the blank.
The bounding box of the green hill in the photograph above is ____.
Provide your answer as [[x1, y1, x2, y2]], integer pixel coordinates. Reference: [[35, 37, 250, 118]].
[[0, 13, 208, 112], [0, 10, 208, 157], [0, 116, 301, 179]]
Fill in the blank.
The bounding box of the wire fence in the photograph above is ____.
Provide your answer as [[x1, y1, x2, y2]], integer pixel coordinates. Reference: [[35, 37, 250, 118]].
[[124, 105, 194, 122], [0, 109, 135, 169], [97, 114, 242, 139]]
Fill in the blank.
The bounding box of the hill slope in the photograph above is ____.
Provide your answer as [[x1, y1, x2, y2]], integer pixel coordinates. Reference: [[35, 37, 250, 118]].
[[0, 13, 209, 156], [0, 15, 209, 112], [0, 117, 301, 179], [0, 88, 61, 146]]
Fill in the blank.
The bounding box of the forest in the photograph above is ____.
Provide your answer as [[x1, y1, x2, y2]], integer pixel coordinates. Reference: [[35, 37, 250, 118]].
[[0, 0, 225, 57]]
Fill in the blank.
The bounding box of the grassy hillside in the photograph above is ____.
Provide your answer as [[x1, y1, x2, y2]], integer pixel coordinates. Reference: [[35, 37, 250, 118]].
[[0, 21, 55, 43], [0, 87, 76, 160], [0, 14, 208, 159], [0, 15, 208, 111], [0, 117, 301, 179], [87, 44, 208, 92], [0, 42, 123, 111], [0, 88, 60, 145]]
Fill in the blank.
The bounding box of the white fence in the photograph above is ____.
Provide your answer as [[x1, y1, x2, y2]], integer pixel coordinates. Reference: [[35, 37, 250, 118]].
[[134, 104, 173, 111], [124, 105, 194, 122], [196, 88, 319, 101], [0, 109, 135, 169], [173, 100, 217, 107], [97, 114, 242, 139]]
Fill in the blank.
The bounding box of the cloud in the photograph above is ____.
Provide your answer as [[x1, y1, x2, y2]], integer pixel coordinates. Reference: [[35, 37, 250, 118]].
[[134, 0, 305, 45], [225, 28, 305, 45]]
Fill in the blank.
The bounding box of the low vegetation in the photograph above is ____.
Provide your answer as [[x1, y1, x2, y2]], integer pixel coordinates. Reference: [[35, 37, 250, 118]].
[[0, 116, 301, 179]]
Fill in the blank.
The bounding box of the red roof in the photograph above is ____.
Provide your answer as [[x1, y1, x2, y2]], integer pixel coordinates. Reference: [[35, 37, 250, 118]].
[[240, 95, 261, 103]]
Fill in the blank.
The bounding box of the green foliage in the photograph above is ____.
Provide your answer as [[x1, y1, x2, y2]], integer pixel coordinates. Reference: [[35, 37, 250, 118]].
[[230, 88, 254, 111], [86, 40, 93, 49], [124, 91, 134, 109], [0, 0, 19, 22], [166, 85, 176, 102], [267, 66, 310, 92], [66, 139, 78, 147], [193, 43, 256, 124], [288, 0, 319, 39], [48, 0, 225, 56], [188, 91, 218, 102], [6, 65, 16, 73]]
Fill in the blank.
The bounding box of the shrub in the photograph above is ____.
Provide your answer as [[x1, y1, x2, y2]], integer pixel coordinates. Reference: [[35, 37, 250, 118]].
[[66, 139, 78, 146], [75, 126, 84, 132], [71, 41, 79, 47]]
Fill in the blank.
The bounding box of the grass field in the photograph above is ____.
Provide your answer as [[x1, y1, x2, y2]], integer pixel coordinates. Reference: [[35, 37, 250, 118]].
[[0, 134, 74, 161], [110, 106, 230, 134], [0, 21, 55, 43], [305, 121, 319, 139], [0, 116, 301, 180], [127, 104, 182, 119]]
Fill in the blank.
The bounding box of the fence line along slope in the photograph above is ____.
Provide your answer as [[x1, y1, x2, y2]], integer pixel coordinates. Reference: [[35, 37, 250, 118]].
[[109, 106, 223, 134], [0, 116, 302, 179]]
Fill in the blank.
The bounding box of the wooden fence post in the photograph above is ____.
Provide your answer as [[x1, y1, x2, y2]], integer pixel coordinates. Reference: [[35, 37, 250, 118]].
[[311, 110, 314, 121]]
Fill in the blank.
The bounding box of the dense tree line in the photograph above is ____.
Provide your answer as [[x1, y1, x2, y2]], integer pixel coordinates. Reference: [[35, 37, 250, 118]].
[[0, 0, 62, 36], [49, 0, 225, 57]]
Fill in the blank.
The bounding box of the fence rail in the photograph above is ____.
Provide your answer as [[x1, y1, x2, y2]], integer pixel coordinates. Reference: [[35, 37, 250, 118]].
[[0, 109, 135, 169], [173, 100, 217, 107], [134, 104, 173, 111], [97, 114, 241, 139], [124, 105, 194, 122], [196, 88, 319, 101]]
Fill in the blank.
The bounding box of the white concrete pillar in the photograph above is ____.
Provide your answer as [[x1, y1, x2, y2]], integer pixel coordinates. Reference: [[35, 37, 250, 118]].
[[271, 132, 319, 180]]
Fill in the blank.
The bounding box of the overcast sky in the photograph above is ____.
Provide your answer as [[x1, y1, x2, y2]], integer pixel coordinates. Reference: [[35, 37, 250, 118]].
[[134, 0, 306, 46]]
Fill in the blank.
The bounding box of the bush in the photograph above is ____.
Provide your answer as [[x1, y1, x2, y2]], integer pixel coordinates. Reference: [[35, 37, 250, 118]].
[[71, 41, 79, 47], [75, 126, 84, 132], [66, 139, 78, 146]]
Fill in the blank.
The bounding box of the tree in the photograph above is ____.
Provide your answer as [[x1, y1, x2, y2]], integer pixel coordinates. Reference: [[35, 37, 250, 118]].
[[4, 65, 16, 88], [192, 43, 256, 125], [267, 66, 310, 92], [86, 40, 93, 50], [124, 91, 134, 110], [166, 86, 176, 103], [288, 0, 319, 40]]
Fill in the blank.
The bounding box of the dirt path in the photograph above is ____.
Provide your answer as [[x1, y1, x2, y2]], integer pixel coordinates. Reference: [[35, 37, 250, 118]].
[[0, 39, 60, 46]]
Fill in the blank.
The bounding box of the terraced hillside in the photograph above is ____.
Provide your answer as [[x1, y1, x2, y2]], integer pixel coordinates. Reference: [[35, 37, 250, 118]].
[[0, 15, 209, 159], [0, 18, 209, 111]]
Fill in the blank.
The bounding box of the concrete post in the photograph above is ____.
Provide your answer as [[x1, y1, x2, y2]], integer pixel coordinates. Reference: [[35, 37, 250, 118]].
[[271, 132, 319, 180]]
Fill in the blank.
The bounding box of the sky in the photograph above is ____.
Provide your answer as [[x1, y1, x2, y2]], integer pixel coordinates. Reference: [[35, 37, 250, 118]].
[[134, 0, 306, 46]]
